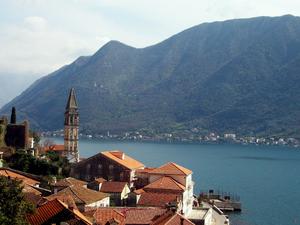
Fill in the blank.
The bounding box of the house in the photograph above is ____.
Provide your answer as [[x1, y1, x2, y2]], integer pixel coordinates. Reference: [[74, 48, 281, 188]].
[[0, 167, 40, 187], [46, 185, 110, 212], [27, 199, 92, 225], [87, 177, 107, 191], [135, 162, 195, 216], [51, 176, 87, 193], [87, 178, 130, 206], [42, 144, 65, 157], [3, 107, 30, 150], [70, 150, 145, 187]]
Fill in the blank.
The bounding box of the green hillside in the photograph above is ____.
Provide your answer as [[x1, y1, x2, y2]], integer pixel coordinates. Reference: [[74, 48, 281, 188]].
[[2, 15, 300, 137]]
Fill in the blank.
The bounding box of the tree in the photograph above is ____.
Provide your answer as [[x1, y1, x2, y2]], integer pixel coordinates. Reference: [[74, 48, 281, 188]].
[[0, 176, 34, 225]]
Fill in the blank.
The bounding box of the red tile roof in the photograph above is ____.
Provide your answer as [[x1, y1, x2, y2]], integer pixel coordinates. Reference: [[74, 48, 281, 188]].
[[137, 192, 180, 207], [94, 177, 107, 183], [24, 192, 44, 206], [45, 194, 79, 210], [23, 184, 42, 195], [134, 188, 145, 195], [44, 144, 65, 152], [52, 177, 87, 187], [136, 167, 156, 174], [100, 181, 128, 193], [101, 151, 145, 170], [27, 199, 91, 225], [0, 168, 40, 186], [150, 163, 192, 176], [93, 208, 167, 225], [123, 208, 167, 225], [151, 212, 195, 225], [47, 185, 109, 205], [93, 208, 125, 225], [144, 177, 185, 192]]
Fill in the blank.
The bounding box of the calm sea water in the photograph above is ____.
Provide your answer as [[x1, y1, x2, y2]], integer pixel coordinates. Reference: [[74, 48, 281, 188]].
[[47, 137, 300, 225]]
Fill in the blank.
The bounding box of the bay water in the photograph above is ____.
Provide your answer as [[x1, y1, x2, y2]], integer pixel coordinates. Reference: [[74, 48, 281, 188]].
[[47, 137, 300, 225]]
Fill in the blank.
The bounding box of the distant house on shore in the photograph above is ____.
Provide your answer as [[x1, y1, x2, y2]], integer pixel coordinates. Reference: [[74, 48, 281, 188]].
[[70, 150, 144, 187]]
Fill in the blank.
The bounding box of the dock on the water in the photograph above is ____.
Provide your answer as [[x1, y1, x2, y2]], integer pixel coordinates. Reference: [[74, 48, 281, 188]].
[[199, 189, 242, 212]]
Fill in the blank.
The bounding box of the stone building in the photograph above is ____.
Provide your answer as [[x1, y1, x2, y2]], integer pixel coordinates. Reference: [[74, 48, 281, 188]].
[[64, 88, 79, 162], [2, 107, 29, 150], [70, 150, 144, 187]]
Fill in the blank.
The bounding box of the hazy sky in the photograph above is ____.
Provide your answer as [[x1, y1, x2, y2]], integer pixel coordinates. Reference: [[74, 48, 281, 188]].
[[0, 0, 299, 106]]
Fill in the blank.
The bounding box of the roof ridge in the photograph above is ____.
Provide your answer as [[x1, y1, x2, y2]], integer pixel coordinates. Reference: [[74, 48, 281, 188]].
[[165, 214, 177, 225], [69, 186, 85, 204], [170, 162, 185, 174], [164, 176, 185, 190]]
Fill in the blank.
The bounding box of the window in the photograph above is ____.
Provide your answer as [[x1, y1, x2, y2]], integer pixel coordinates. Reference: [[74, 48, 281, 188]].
[[109, 164, 114, 173], [86, 163, 91, 174], [120, 172, 124, 180], [98, 164, 103, 174]]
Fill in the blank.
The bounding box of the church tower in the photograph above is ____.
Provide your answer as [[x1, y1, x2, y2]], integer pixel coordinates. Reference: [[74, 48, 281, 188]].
[[64, 88, 79, 162]]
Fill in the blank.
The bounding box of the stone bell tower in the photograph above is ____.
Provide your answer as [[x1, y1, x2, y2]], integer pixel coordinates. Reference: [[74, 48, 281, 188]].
[[64, 88, 79, 162]]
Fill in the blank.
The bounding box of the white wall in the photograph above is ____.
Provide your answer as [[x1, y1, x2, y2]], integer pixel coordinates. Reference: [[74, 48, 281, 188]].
[[85, 196, 110, 209]]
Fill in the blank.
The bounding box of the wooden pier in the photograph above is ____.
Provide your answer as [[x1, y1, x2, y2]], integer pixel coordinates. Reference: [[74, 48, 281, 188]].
[[199, 189, 242, 212]]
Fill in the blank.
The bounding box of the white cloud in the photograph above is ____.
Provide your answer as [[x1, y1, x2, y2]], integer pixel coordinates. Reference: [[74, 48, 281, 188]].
[[0, 16, 110, 76], [0, 0, 300, 107], [24, 16, 47, 31]]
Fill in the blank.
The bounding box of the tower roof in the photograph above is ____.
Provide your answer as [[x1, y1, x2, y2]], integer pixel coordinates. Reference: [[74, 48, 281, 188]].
[[66, 88, 78, 109]]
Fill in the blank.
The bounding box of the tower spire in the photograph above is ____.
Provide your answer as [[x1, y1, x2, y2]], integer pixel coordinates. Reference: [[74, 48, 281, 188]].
[[64, 88, 79, 162], [66, 88, 78, 109]]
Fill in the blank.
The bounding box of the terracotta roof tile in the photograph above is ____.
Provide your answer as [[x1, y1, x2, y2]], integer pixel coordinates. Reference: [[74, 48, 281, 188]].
[[137, 192, 180, 207], [101, 151, 144, 170], [0, 168, 40, 186], [93, 208, 125, 225], [24, 192, 44, 206], [150, 163, 192, 176], [47, 185, 109, 205], [93, 208, 167, 225], [144, 177, 185, 192], [136, 167, 156, 174], [23, 184, 42, 195], [152, 212, 195, 225], [52, 177, 87, 187], [134, 188, 145, 195], [123, 208, 167, 225], [44, 144, 65, 152], [45, 194, 78, 210], [94, 177, 107, 183], [100, 181, 128, 193], [27, 199, 91, 225]]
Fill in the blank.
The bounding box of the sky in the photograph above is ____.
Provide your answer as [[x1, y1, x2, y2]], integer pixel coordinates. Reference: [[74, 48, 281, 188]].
[[0, 0, 300, 107]]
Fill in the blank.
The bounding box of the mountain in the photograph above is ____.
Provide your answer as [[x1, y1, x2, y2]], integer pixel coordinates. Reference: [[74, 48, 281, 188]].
[[2, 15, 300, 137]]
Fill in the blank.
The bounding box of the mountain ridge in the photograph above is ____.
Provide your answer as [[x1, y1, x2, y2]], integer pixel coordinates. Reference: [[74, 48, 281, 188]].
[[2, 15, 300, 137]]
